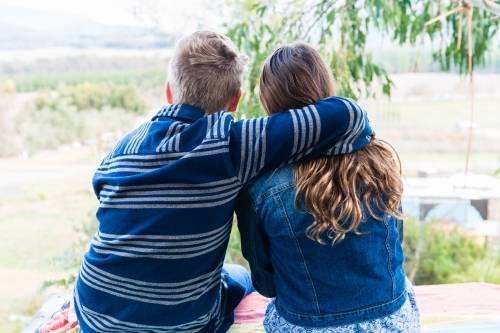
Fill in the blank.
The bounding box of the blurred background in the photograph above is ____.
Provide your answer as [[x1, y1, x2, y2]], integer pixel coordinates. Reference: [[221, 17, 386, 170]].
[[0, 1, 499, 332]]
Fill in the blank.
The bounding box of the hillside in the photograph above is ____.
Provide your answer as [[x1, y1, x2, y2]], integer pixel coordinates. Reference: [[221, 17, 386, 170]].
[[0, 4, 173, 49]]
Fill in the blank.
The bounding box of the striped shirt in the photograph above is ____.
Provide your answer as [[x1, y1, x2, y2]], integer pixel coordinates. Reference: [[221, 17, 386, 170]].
[[74, 97, 373, 333]]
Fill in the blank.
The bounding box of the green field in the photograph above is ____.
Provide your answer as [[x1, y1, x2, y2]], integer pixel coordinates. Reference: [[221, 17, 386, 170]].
[[1, 67, 166, 93], [0, 150, 98, 332]]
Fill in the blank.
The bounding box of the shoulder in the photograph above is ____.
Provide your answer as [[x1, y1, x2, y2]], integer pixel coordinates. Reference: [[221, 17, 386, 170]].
[[245, 164, 295, 204]]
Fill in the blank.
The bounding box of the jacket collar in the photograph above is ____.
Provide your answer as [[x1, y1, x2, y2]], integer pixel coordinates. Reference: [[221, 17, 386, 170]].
[[151, 104, 206, 123]]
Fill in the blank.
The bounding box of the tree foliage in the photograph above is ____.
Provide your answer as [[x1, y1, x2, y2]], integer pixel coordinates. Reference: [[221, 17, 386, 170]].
[[0, 80, 19, 155], [225, 0, 500, 118], [16, 82, 146, 154], [35, 82, 147, 115]]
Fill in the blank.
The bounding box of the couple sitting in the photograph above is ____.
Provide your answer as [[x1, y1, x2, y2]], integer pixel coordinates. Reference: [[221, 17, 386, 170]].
[[74, 30, 420, 332]]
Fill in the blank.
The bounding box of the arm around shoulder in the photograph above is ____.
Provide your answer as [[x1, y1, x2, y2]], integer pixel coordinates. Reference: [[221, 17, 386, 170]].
[[229, 96, 374, 183]]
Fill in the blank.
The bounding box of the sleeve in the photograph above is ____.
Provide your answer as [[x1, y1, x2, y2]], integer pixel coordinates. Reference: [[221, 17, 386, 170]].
[[229, 96, 374, 183], [235, 186, 277, 298]]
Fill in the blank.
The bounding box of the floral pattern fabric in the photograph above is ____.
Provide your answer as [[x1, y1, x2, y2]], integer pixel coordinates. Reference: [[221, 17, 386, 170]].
[[264, 279, 420, 333]]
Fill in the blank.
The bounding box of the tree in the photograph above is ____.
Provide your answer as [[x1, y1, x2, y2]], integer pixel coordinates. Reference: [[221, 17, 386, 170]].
[[224, 0, 500, 118], [0, 80, 19, 156]]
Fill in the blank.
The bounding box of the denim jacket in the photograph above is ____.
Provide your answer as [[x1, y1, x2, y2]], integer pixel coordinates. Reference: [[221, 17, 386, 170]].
[[235, 164, 406, 327]]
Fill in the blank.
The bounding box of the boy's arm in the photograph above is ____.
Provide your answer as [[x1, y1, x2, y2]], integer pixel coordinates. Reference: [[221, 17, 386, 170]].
[[235, 186, 276, 298], [229, 96, 373, 183]]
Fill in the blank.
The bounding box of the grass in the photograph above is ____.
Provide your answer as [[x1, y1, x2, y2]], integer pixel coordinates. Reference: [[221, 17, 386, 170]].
[[365, 97, 500, 176], [0, 179, 96, 270], [0, 150, 98, 332], [370, 98, 500, 131], [0, 300, 26, 333]]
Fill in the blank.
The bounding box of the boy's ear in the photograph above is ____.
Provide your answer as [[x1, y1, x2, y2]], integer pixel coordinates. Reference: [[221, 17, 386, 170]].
[[166, 81, 174, 104], [227, 88, 242, 112]]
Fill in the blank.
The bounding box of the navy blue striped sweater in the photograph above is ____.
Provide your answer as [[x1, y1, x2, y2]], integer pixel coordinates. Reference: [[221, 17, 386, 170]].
[[74, 97, 373, 333]]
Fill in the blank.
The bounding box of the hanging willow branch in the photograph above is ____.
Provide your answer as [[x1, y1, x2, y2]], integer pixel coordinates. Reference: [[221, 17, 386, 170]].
[[412, 2, 495, 184]]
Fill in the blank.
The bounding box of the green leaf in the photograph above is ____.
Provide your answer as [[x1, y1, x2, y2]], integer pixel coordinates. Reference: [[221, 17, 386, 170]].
[[382, 83, 391, 96], [326, 9, 336, 22]]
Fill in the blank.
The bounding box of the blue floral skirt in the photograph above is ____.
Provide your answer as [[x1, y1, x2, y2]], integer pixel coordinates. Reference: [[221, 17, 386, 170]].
[[263, 278, 420, 333]]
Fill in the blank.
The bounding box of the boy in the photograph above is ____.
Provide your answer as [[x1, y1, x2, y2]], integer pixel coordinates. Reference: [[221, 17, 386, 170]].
[[74, 30, 373, 333]]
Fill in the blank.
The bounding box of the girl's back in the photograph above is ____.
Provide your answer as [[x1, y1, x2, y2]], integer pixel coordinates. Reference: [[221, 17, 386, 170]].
[[238, 163, 406, 326], [235, 41, 420, 331]]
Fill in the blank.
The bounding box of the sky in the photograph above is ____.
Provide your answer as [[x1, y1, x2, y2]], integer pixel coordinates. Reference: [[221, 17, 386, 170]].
[[0, 0, 139, 25], [0, 0, 219, 32]]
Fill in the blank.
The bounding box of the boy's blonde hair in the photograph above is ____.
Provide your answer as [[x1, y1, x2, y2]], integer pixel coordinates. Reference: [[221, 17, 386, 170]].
[[168, 30, 249, 114]]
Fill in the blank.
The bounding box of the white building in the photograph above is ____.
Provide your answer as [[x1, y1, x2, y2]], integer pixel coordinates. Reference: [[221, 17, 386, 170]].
[[402, 174, 500, 231]]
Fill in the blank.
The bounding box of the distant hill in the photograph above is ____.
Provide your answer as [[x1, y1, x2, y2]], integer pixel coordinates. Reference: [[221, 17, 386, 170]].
[[0, 4, 174, 49]]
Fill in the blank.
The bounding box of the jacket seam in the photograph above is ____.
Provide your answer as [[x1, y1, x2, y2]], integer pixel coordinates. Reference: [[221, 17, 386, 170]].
[[384, 220, 396, 298], [241, 185, 270, 297], [249, 202, 269, 296], [277, 195, 321, 315], [276, 288, 407, 321], [253, 182, 295, 205]]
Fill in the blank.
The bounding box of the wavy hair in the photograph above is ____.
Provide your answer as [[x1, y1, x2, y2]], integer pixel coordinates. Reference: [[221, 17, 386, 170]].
[[259, 41, 404, 244]]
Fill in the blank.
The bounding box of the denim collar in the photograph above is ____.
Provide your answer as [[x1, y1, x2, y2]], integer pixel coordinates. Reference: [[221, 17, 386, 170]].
[[151, 104, 206, 123]]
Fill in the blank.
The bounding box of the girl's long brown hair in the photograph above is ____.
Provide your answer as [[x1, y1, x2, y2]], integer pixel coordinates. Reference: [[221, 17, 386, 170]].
[[259, 42, 404, 244]]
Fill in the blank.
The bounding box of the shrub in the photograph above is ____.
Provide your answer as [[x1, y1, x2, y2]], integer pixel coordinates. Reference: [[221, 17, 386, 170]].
[[40, 212, 98, 291], [17, 82, 143, 154], [225, 221, 249, 269], [36, 82, 148, 115], [403, 217, 499, 285], [0, 79, 16, 93]]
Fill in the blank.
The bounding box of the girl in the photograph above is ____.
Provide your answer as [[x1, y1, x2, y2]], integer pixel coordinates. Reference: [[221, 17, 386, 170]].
[[235, 42, 420, 332]]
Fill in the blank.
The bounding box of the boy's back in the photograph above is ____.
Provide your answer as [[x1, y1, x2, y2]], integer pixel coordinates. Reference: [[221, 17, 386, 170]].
[[76, 105, 242, 332]]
